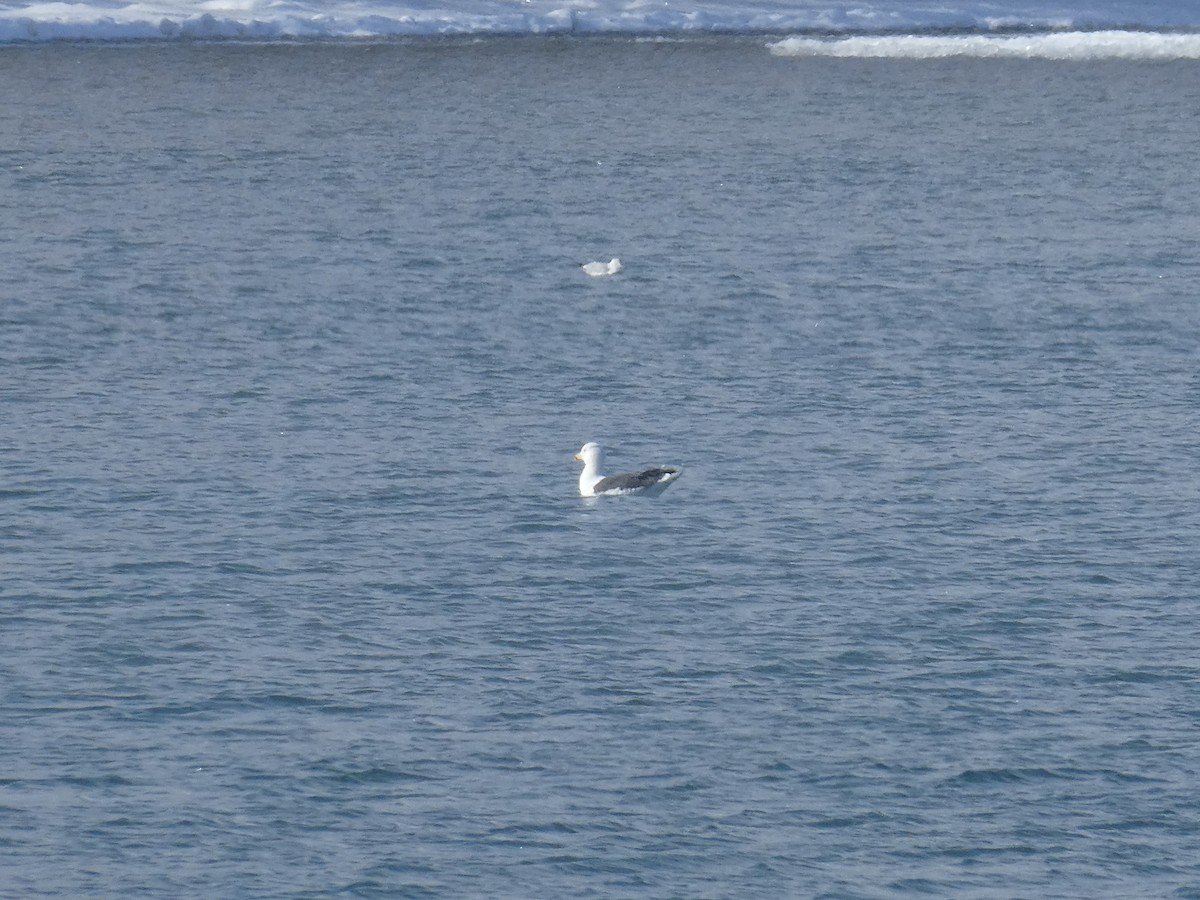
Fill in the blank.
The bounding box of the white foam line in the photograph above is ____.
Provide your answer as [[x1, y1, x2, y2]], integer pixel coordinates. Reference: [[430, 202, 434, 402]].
[[769, 30, 1200, 60]]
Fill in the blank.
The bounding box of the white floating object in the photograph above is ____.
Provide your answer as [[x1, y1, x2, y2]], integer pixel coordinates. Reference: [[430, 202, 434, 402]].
[[581, 257, 622, 277]]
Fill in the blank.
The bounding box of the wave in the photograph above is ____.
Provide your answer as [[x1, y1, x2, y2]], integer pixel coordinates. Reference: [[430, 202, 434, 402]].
[[0, 1, 1198, 44], [770, 30, 1200, 59]]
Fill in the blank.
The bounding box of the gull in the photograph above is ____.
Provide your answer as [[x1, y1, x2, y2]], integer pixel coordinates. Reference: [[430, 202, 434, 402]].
[[574, 441, 681, 497], [581, 258, 623, 277]]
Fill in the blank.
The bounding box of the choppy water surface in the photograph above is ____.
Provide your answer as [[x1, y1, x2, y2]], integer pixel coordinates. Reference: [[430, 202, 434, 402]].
[[3, 39, 1200, 897]]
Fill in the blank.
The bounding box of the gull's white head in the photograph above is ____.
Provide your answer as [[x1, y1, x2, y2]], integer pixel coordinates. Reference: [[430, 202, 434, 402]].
[[574, 442, 604, 468], [575, 442, 606, 496]]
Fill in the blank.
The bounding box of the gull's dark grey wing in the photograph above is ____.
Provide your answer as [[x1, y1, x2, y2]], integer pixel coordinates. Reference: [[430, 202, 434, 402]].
[[593, 467, 679, 494]]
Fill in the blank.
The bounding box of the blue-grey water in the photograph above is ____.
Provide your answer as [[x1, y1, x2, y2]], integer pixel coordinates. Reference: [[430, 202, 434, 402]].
[[3, 38, 1200, 897]]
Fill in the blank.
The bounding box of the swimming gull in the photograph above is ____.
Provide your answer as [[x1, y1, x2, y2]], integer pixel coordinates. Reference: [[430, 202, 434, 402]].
[[581, 258, 623, 277], [574, 442, 682, 497]]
